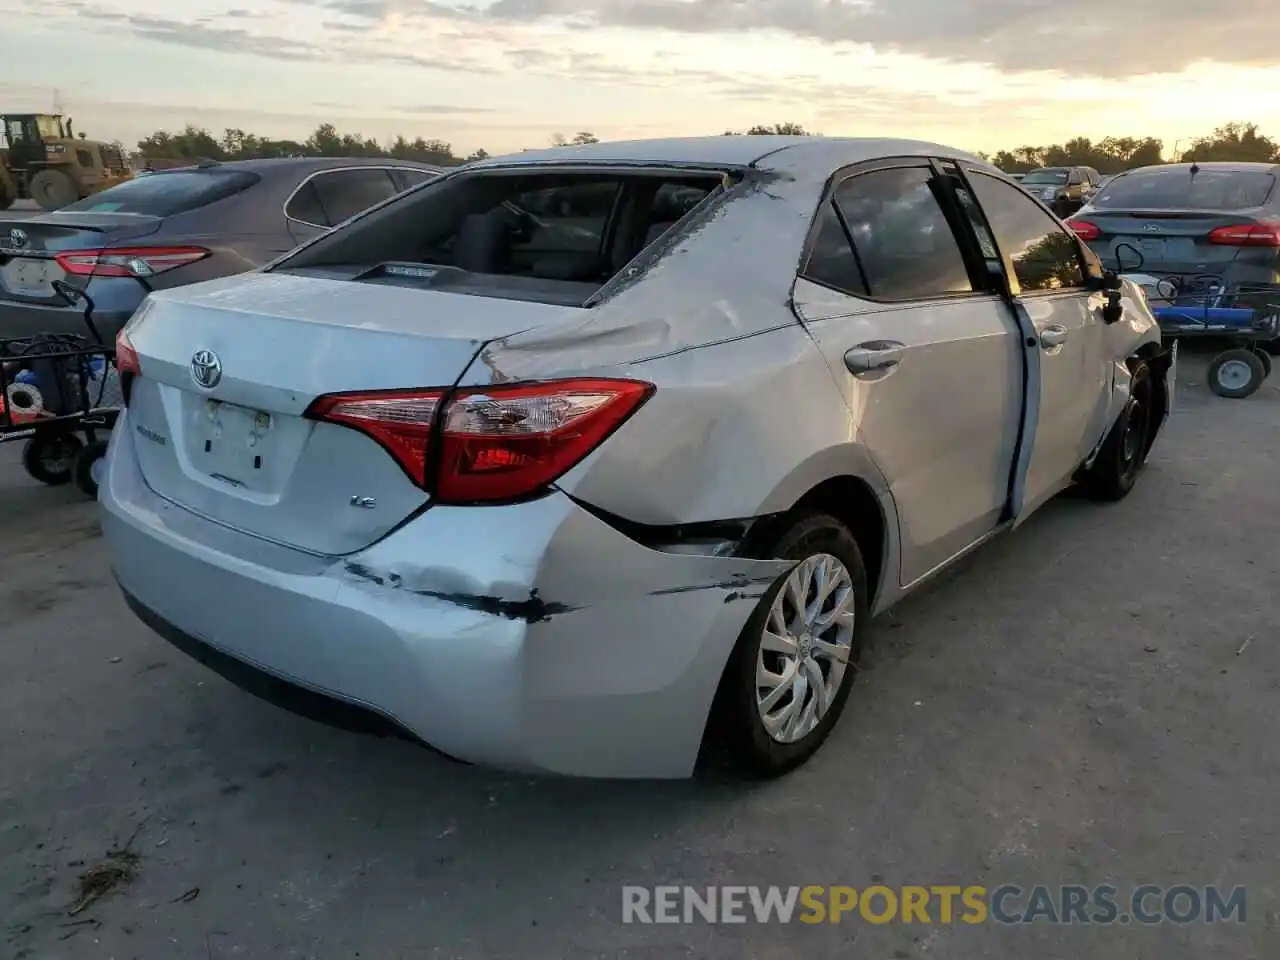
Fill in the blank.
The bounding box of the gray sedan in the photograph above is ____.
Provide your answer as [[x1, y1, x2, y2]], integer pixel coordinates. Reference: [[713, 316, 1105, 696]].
[[0, 156, 442, 344], [101, 136, 1174, 778]]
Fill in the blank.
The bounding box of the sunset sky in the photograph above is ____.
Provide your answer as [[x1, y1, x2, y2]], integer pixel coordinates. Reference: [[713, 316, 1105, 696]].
[[3, 0, 1278, 157]]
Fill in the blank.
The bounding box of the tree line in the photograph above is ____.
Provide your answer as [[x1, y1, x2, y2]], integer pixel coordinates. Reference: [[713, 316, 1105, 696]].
[[133, 120, 1280, 172]]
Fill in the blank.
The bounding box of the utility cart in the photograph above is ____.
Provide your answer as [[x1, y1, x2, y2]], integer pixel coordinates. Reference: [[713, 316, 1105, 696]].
[[0, 284, 122, 496], [1125, 275, 1280, 399]]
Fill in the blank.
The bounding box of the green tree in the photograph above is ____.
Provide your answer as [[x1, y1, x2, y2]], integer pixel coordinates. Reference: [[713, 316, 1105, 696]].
[[1181, 123, 1280, 162], [723, 121, 815, 136]]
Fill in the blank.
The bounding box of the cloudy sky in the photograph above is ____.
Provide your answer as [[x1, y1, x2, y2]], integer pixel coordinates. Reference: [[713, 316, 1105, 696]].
[[2, 0, 1278, 157]]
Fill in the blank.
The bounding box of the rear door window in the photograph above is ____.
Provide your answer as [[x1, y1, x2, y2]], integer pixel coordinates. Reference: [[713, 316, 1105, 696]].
[[968, 173, 1086, 292], [311, 168, 400, 224], [1091, 168, 1275, 210], [801, 201, 869, 296], [831, 166, 974, 300], [59, 170, 260, 216], [285, 180, 328, 226], [391, 168, 437, 189]]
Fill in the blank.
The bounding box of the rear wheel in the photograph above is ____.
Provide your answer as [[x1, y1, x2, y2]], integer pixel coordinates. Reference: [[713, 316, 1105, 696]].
[[28, 168, 79, 211], [706, 512, 869, 778], [0, 174, 15, 211], [74, 439, 109, 499], [22, 432, 83, 486], [1207, 348, 1265, 399]]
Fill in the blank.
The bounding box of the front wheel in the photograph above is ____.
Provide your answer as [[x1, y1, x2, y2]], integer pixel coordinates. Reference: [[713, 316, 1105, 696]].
[[706, 512, 869, 778], [1082, 361, 1154, 502], [28, 168, 79, 210], [1207, 348, 1265, 399]]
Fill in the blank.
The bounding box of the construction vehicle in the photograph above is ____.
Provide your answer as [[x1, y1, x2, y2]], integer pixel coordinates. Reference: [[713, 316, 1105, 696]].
[[0, 114, 132, 211]]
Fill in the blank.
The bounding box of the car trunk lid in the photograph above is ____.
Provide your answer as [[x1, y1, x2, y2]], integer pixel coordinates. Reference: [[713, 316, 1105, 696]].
[[125, 271, 571, 555], [1082, 208, 1275, 272], [0, 213, 161, 303]]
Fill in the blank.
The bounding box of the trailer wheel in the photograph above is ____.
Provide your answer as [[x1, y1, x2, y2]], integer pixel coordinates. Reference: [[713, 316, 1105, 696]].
[[22, 432, 84, 485], [74, 440, 109, 499], [29, 169, 79, 211], [1207, 349, 1265, 399]]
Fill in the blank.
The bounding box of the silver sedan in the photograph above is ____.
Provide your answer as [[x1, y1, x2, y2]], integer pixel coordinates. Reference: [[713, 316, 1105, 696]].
[[101, 135, 1175, 778]]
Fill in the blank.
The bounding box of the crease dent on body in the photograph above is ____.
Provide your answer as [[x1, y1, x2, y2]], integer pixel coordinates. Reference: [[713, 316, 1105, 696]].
[[342, 562, 579, 624]]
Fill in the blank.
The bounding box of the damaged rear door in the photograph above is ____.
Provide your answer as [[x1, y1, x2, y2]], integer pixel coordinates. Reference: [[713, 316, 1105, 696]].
[[792, 159, 1023, 587]]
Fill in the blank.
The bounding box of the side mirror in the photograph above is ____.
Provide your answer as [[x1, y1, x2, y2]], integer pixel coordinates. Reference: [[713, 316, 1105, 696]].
[[1093, 271, 1125, 325]]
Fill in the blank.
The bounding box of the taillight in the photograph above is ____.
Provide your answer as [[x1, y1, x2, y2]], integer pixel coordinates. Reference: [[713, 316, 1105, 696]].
[[306, 378, 653, 502], [114, 328, 140, 405], [1207, 223, 1280, 247], [55, 246, 210, 278], [1068, 219, 1101, 241]]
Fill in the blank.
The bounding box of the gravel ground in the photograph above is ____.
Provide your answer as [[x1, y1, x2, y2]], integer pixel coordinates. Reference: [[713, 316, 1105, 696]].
[[1, 348, 1277, 959]]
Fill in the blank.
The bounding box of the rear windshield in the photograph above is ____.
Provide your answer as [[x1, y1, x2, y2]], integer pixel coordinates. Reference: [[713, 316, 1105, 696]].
[[1092, 168, 1275, 211], [60, 169, 261, 217], [279, 168, 726, 304], [1022, 169, 1068, 185]]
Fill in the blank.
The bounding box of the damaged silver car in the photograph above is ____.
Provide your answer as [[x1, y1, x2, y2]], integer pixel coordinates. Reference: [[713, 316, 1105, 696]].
[[101, 136, 1175, 779]]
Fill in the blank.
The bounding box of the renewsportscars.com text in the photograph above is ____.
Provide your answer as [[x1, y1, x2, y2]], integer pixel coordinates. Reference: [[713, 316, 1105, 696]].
[[621, 884, 1247, 926]]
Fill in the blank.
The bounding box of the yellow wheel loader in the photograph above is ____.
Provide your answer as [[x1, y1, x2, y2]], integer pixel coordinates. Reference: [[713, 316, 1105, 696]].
[[0, 113, 132, 211]]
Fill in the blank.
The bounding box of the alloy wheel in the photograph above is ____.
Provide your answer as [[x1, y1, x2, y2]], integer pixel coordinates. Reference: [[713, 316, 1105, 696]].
[[755, 554, 856, 744]]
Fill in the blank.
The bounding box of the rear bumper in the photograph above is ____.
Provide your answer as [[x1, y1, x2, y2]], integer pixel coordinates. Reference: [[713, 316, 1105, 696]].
[[0, 299, 134, 343], [101, 412, 792, 778]]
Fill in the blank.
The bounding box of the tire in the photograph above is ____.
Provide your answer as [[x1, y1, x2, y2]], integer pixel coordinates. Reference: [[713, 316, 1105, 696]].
[[706, 512, 870, 778], [1207, 348, 1265, 399], [74, 439, 109, 499], [1053, 198, 1071, 218], [0, 178, 14, 211], [28, 168, 79, 211], [1082, 361, 1154, 502], [22, 432, 84, 486], [1255, 350, 1273, 379]]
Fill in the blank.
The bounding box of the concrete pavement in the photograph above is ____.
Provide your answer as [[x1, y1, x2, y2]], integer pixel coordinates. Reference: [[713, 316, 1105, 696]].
[[0, 349, 1276, 959]]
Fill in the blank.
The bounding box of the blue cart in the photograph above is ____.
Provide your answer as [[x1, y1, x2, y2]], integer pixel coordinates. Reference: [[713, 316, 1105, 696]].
[[1130, 276, 1280, 399]]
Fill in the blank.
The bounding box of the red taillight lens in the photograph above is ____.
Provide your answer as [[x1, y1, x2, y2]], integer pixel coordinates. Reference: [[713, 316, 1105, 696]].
[[436, 379, 653, 503], [1207, 223, 1280, 247], [114, 328, 140, 404], [55, 246, 210, 278], [1068, 219, 1101, 241], [306, 378, 653, 502]]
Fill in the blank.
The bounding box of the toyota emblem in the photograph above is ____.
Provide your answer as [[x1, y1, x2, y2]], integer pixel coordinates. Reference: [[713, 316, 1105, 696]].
[[190, 349, 222, 389], [1141, 223, 1162, 234], [8, 228, 28, 249]]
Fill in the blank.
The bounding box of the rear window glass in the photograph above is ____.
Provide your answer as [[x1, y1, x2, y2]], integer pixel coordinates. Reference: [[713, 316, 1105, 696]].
[[1022, 169, 1068, 185], [282, 170, 722, 293], [60, 170, 261, 216], [1092, 168, 1275, 211]]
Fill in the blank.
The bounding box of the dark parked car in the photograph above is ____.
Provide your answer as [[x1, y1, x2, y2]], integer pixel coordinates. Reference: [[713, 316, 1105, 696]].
[[0, 157, 442, 343], [1068, 162, 1280, 294], [1019, 166, 1100, 216]]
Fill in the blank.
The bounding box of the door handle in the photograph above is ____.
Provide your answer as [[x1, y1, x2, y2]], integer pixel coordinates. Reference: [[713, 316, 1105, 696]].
[[844, 341, 906, 374], [1039, 325, 1069, 348]]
